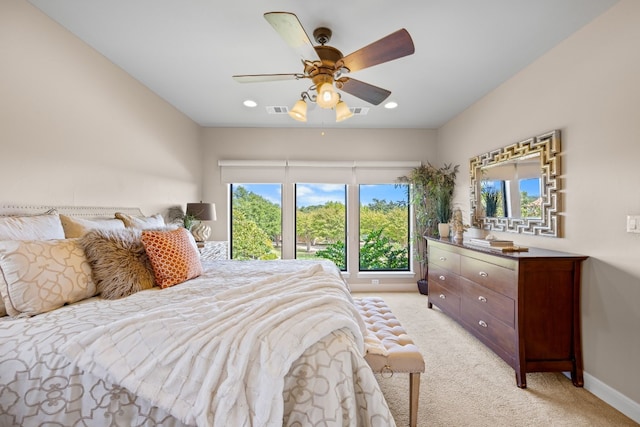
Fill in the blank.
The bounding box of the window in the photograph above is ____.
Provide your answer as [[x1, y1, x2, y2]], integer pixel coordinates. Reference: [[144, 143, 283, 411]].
[[295, 184, 347, 269], [221, 160, 420, 280], [519, 177, 541, 218], [481, 177, 541, 218], [230, 184, 282, 260], [359, 184, 410, 271]]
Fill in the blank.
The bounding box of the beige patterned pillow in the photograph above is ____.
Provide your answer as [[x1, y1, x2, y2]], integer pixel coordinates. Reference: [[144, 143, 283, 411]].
[[0, 211, 65, 240], [80, 229, 155, 299], [60, 214, 126, 238], [115, 212, 165, 230], [0, 239, 96, 317]]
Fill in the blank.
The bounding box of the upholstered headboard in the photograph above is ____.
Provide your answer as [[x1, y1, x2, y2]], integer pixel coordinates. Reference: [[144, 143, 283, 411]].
[[0, 205, 144, 219]]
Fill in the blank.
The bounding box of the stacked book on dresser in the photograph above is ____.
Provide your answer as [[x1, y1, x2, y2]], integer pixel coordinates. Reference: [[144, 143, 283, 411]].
[[467, 238, 528, 252]]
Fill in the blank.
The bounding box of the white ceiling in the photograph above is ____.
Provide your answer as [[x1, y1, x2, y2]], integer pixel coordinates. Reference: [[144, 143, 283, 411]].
[[28, 0, 619, 129]]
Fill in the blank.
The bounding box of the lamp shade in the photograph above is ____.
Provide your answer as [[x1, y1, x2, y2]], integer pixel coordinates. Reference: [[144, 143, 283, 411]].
[[316, 82, 340, 109], [335, 100, 354, 122], [288, 99, 308, 122], [186, 202, 216, 221]]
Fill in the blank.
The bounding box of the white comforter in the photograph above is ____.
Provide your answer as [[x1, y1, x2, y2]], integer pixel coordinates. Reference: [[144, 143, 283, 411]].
[[61, 263, 367, 426]]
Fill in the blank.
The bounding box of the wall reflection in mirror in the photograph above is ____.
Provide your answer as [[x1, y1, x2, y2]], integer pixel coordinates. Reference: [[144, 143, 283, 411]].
[[469, 130, 560, 237]]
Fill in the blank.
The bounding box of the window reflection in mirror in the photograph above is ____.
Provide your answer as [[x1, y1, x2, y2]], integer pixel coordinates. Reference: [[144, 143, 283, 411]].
[[481, 176, 541, 219], [469, 130, 560, 237]]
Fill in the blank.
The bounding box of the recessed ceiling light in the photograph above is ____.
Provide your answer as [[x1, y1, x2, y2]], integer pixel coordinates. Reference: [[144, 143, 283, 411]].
[[384, 101, 398, 109], [243, 99, 257, 108]]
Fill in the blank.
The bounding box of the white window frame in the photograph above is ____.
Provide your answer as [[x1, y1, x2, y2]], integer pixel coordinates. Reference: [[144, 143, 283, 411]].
[[220, 160, 419, 279]]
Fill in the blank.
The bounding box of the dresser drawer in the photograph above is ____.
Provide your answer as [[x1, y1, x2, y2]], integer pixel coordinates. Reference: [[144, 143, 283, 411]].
[[461, 300, 515, 355], [460, 256, 516, 299], [428, 278, 461, 317], [429, 245, 461, 274], [460, 277, 515, 327]]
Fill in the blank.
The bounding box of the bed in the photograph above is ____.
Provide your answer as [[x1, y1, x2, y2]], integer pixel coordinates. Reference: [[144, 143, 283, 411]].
[[0, 206, 395, 427]]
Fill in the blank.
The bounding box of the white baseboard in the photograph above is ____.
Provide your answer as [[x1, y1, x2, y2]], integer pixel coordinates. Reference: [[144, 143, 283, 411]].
[[583, 371, 640, 423]]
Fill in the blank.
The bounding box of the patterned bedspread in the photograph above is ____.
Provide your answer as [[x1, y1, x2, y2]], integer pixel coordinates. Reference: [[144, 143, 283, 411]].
[[0, 260, 395, 427]]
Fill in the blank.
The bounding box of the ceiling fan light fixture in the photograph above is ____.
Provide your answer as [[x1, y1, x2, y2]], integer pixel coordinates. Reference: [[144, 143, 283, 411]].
[[316, 82, 340, 109], [335, 100, 354, 122], [289, 99, 308, 122]]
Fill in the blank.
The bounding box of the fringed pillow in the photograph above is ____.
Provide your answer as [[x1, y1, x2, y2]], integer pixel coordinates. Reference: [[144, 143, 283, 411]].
[[80, 228, 155, 300]]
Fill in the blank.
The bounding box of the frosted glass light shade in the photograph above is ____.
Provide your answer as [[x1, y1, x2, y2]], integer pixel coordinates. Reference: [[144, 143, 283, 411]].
[[335, 101, 354, 122], [289, 99, 307, 122], [316, 82, 339, 109]]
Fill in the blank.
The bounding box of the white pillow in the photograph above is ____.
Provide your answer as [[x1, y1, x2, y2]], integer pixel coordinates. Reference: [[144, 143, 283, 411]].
[[0, 239, 96, 317], [115, 212, 166, 230], [60, 214, 126, 238], [0, 211, 65, 241]]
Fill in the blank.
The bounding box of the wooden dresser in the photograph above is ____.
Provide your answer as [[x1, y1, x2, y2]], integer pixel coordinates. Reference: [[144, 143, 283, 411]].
[[426, 237, 587, 388]]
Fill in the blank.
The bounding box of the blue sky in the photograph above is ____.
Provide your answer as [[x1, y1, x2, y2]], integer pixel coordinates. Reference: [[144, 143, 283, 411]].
[[236, 184, 408, 207]]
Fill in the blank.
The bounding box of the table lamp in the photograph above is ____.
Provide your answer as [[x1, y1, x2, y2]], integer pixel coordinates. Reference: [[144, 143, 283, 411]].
[[186, 202, 216, 242]]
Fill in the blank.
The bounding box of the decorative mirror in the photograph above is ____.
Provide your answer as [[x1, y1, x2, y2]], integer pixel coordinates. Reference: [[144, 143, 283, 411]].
[[469, 130, 561, 237]]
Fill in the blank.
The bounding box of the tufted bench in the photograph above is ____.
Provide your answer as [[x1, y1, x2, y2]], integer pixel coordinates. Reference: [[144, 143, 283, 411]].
[[353, 296, 425, 427]]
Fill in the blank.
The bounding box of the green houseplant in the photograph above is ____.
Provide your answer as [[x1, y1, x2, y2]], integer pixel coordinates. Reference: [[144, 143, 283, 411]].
[[435, 185, 453, 238], [399, 163, 459, 294]]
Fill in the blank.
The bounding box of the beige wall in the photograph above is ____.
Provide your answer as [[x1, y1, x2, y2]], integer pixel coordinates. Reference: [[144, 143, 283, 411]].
[[0, 0, 202, 215], [438, 0, 640, 411]]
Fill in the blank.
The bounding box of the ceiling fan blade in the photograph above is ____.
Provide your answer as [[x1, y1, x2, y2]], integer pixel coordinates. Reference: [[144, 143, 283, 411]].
[[338, 77, 391, 105], [264, 12, 320, 61], [233, 73, 301, 83], [341, 29, 415, 73]]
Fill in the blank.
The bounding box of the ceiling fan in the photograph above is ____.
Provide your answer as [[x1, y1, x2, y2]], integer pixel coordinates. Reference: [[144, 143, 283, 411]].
[[232, 12, 415, 122]]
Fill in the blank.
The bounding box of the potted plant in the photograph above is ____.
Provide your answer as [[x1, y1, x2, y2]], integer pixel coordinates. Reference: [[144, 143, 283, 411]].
[[398, 163, 459, 294], [435, 185, 453, 238], [481, 182, 501, 218]]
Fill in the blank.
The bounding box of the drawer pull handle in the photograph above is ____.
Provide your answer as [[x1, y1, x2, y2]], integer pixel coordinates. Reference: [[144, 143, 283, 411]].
[[479, 271, 488, 278], [439, 256, 446, 261], [478, 320, 488, 328], [439, 294, 446, 300], [478, 296, 487, 303], [439, 275, 446, 281]]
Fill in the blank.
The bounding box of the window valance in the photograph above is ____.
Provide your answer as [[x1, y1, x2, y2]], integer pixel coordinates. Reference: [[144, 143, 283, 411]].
[[218, 160, 421, 184]]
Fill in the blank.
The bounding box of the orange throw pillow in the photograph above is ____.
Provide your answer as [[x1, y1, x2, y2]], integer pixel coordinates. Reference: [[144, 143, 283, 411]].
[[141, 228, 203, 288]]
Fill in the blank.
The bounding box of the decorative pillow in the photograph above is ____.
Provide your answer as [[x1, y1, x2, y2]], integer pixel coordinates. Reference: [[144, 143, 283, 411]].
[[141, 228, 203, 289], [81, 229, 155, 299], [0, 239, 96, 317], [0, 211, 65, 241], [115, 212, 166, 230], [60, 214, 126, 238], [0, 294, 6, 317]]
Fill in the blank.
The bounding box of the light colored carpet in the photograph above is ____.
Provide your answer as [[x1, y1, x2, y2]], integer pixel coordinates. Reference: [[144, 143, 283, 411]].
[[354, 292, 638, 427]]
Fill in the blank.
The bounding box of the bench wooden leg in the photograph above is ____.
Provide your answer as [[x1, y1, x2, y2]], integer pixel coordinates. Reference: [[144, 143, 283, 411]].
[[409, 372, 420, 427]]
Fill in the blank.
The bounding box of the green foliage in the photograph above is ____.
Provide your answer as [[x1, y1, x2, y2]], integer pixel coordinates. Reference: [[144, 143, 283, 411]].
[[358, 228, 409, 270], [316, 227, 409, 271], [520, 191, 541, 218], [231, 211, 277, 260], [481, 184, 501, 217], [434, 186, 453, 224], [398, 163, 459, 278], [360, 205, 408, 245], [233, 186, 281, 246], [315, 240, 346, 270], [182, 213, 198, 230]]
